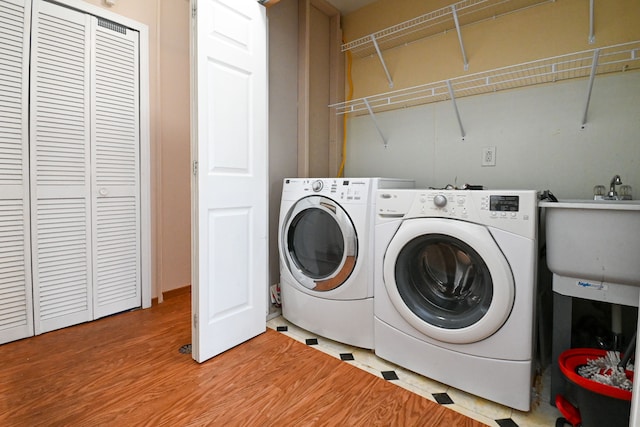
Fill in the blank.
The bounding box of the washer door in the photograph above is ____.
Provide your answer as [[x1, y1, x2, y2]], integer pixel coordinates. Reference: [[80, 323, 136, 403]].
[[282, 196, 357, 291], [383, 218, 514, 344]]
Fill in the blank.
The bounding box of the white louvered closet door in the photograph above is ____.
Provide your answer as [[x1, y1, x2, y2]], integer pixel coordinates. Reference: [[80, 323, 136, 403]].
[[0, 0, 34, 345], [90, 18, 140, 319], [30, 0, 93, 334]]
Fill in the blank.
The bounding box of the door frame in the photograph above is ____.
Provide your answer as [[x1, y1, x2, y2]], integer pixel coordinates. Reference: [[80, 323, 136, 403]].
[[47, 0, 151, 309]]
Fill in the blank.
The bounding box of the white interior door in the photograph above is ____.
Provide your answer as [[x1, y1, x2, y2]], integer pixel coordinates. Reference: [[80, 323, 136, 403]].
[[191, 0, 268, 363], [30, 0, 93, 334], [0, 0, 34, 345]]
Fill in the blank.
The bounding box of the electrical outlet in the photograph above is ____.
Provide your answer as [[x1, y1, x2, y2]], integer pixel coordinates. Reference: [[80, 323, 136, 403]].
[[482, 146, 496, 166]]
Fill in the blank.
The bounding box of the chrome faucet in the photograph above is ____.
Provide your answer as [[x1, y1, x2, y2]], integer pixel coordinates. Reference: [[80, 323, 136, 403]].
[[607, 174, 622, 199]]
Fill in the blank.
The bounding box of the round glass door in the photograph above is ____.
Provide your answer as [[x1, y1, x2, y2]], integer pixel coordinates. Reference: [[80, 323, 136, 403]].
[[395, 234, 492, 329], [283, 196, 357, 291], [383, 219, 514, 344]]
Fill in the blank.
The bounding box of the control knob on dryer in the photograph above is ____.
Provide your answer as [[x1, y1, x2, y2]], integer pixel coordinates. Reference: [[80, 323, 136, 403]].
[[312, 180, 324, 192], [433, 194, 447, 207]]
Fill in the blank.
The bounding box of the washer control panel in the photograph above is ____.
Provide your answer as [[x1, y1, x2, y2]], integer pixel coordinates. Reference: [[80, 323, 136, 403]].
[[377, 189, 538, 238]]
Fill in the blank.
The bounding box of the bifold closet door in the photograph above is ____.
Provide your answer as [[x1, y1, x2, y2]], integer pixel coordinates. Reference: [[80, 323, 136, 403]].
[[0, 0, 34, 345], [90, 17, 141, 319], [30, 0, 93, 334], [30, 0, 141, 334]]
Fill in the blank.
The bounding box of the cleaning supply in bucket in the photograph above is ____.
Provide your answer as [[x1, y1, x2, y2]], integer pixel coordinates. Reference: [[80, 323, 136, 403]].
[[577, 350, 633, 391], [556, 336, 635, 427]]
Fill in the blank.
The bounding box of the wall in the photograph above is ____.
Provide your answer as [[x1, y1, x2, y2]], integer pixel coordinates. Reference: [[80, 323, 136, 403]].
[[157, 0, 191, 295], [345, 72, 640, 197], [80, 0, 191, 297], [268, 0, 300, 295], [341, 0, 640, 198], [308, 4, 332, 177]]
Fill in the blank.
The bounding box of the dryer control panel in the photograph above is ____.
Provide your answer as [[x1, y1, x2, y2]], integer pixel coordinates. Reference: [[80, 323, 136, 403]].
[[282, 178, 414, 204], [282, 178, 371, 204], [377, 189, 538, 239]]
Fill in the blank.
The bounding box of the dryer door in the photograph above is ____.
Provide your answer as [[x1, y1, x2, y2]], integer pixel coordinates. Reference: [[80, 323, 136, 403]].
[[383, 218, 514, 344], [282, 196, 357, 291]]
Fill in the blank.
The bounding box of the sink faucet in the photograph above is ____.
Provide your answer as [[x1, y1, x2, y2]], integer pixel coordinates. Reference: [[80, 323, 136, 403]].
[[608, 174, 622, 199]]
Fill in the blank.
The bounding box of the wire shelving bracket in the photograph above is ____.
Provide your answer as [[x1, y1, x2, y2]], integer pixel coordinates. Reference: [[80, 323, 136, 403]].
[[589, 0, 595, 44], [363, 98, 388, 148], [451, 5, 469, 71], [581, 49, 600, 129], [446, 80, 466, 139], [371, 34, 394, 88]]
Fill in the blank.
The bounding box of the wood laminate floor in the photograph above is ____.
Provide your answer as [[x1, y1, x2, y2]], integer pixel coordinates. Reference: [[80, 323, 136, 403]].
[[0, 290, 486, 426]]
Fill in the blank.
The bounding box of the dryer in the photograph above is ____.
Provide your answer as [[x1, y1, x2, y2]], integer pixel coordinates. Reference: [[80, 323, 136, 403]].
[[279, 178, 413, 349], [374, 189, 538, 411]]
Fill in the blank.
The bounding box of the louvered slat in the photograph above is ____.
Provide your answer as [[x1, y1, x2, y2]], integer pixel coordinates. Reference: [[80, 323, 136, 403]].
[[0, 0, 26, 188], [0, 201, 30, 335], [95, 198, 139, 304], [31, 0, 92, 334], [35, 199, 91, 321], [92, 20, 140, 317], [0, 0, 33, 345], [32, 5, 87, 187]]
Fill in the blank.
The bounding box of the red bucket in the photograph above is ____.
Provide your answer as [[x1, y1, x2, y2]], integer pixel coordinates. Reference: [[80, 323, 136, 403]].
[[556, 348, 632, 427]]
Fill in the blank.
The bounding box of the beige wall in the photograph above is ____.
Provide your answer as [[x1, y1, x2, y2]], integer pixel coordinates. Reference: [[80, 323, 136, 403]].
[[80, 0, 192, 297], [157, 0, 191, 295]]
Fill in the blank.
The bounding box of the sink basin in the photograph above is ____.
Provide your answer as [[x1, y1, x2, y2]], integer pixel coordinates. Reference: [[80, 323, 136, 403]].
[[539, 199, 640, 304]]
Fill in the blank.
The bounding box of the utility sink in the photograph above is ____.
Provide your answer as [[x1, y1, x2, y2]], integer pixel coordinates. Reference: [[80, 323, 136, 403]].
[[539, 199, 640, 305]]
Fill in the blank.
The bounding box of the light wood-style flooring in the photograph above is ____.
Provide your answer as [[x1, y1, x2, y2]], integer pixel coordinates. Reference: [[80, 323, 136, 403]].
[[1, 290, 486, 426]]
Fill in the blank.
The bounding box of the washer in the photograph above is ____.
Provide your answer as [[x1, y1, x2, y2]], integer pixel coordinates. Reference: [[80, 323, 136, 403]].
[[374, 189, 538, 411], [279, 177, 413, 349]]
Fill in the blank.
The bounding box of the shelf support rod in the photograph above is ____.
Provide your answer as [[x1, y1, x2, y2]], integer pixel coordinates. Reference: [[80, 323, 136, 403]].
[[581, 48, 600, 128], [363, 98, 388, 148], [588, 0, 595, 44], [446, 80, 466, 139], [451, 5, 469, 71], [371, 34, 394, 88]]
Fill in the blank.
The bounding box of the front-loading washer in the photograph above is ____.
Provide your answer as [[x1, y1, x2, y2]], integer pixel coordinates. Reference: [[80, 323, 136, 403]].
[[279, 177, 413, 349], [374, 189, 538, 411]]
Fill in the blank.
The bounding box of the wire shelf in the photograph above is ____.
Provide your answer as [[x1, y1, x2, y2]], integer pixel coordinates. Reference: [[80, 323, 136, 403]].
[[331, 41, 640, 116], [342, 0, 553, 57]]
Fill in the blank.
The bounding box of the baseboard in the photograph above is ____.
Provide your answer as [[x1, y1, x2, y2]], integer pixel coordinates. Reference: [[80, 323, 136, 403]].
[[164, 285, 191, 299], [152, 285, 191, 306]]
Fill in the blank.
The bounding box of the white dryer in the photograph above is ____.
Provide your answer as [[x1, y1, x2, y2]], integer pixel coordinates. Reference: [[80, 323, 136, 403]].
[[374, 189, 538, 411], [279, 178, 413, 349]]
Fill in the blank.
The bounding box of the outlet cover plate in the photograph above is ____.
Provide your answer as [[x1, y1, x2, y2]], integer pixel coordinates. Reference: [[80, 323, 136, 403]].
[[482, 146, 496, 166]]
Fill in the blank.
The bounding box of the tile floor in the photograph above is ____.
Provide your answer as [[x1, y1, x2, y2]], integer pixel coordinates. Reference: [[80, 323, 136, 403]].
[[267, 315, 564, 427]]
